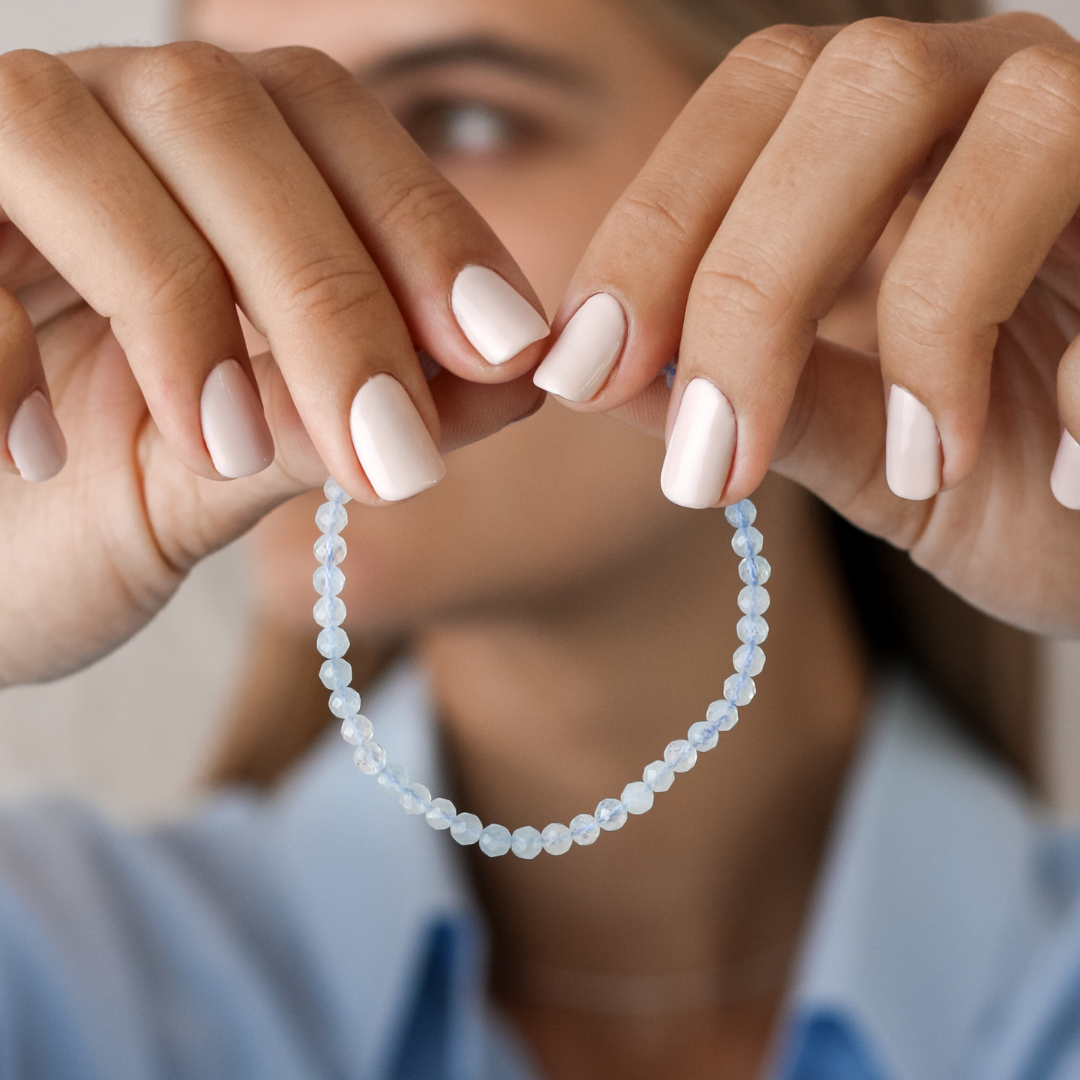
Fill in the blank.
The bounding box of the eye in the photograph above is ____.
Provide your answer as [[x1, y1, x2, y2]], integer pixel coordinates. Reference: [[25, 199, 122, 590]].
[[401, 99, 539, 159]]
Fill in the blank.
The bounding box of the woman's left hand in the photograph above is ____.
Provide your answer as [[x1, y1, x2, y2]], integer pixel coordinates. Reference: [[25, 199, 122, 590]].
[[533, 11, 1080, 636]]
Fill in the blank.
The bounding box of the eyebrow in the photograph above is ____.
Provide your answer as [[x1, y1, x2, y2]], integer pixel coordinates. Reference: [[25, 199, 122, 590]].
[[361, 36, 595, 91]]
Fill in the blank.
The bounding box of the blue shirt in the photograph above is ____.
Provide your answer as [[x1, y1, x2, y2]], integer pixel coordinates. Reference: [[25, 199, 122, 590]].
[[1, 665, 1080, 1079]]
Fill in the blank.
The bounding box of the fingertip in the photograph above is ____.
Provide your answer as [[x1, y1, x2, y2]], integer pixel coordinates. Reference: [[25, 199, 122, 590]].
[[7, 390, 67, 482], [885, 385, 941, 501], [1051, 428, 1080, 510], [200, 359, 276, 480]]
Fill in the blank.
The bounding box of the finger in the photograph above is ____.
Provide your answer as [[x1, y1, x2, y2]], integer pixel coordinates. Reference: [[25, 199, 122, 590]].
[[242, 47, 550, 380], [0, 50, 274, 482], [70, 43, 457, 503], [534, 24, 837, 408], [1053, 333, 1080, 510], [668, 14, 1064, 509], [879, 40, 1080, 499], [0, 287, 66, 481]]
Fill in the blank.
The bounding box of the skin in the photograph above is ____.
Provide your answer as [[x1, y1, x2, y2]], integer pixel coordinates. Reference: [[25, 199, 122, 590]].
[[0, 0, 1076, 1076]]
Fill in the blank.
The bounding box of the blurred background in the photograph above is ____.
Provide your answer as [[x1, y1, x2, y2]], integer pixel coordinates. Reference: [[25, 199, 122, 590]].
[[1, 0, 1079, 824]]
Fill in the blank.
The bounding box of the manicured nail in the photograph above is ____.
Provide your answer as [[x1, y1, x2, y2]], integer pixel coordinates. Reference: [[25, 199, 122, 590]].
[[350, 374, 446, 502], [7, 390, 66, 482], [533, 293, 626, 402], [885, 385, 940, 501], [451, 265, 550, 366], [660, 378, 736, 509], [1051, 429, 1080, 510], [200, 360, 275, 479]]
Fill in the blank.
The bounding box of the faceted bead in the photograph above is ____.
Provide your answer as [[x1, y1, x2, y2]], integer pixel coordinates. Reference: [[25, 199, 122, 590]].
[[643, 759, 675, 792], [341, 715, 373, 746], [664, 739, 698, 773], [688, 721, 719, 752], [570, 813, 601, 846], [733, 643, 766, 677], [323, 477, 352, 504], [480, 824, 512, 857], [313, 534, 347, 566], [450, 813, 483, 845], [738, 556, 771, 586], [353, 740, 386, 775], [313, 565, 346, 597], [541, 823, 573, 855], [377, 762, 407, 794], [329, 687, 361, 719], [724, 499, 756, 528], [731, 526, 763, 558], [736, 615, 769, 645], [425, 798, 456, 829], [317, 626, 350, 659], [315, 501, 348, 534], [724, 673, 756, 706], [706, 698, 739, 731], [400, 783, 431, 815], [737, 585, 770, 615], [319, 657, 352, 690], [595, 798, 628, 831], [511, 826, 544, 859], [621, 781, 654, 815], [313, 596, 346, 628]]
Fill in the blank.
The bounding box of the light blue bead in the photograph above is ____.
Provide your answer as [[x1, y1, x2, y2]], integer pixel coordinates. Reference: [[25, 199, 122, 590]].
[[329, 687, 361, 718], [450, 813, 483, 845], [377, 761, 408, 793], [319, 657, 352, 689], [425, 798, 456, 830], [400, 783, 431, 815], [542, 823, 573, 855], [313, 565, 346, 597], [731, 526, 763, 558], [595, 798, 628, 831], [317, 626, 350, 659], [724, 673, 756, 706], [313, 596, 346, 628], [480, 824, 512, 857], [724, 499, 756, 528], [737, 585, 770, 616], [688, 721, 719, 752], [736, 615, 768, 645], [511, 826, 544, 859], [315, 501, 348, 533], [570, 813, 601, 846], [643, 759, 675, 792], [738, 556, 771, 585], [314, 534, 347, 566], [664, 739, 697, 773], [341, 715, 373, 746], [353, 740, 386, 774], [621, 781, 654, 815], [706, 698, 739, 731], [323, 477, 352, 505], [733, 643, 765, 677]]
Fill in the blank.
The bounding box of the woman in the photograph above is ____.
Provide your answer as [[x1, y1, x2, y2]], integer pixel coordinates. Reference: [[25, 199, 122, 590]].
[[0, 0, 1079, 1076]]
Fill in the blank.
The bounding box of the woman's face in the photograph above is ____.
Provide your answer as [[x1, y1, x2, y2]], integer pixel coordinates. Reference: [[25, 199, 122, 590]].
[[188, 0, 870, 631]]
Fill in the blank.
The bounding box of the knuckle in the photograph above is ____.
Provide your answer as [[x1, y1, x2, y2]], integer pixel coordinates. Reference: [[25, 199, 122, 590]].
[[369, 164, 463, 238], [279, 251, 385, 327], [991, 45, 1080, 136], [138, 236, 225, 319], [879, 268, 960, 350], [250, 45, 353, 101], [693, 243, 795, 334], [615, 179, 701, 249], [722, 24, 824, 90], [127, 41, 254, 117], [0, 50, 86, 139]]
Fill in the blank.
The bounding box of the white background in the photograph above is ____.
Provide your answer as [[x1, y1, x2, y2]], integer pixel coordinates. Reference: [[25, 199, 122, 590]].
[[0, 0, 1078, 821]]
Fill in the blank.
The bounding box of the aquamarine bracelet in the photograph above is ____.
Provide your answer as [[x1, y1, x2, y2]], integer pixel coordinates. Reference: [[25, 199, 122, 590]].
[[314, 478, 769, 859]]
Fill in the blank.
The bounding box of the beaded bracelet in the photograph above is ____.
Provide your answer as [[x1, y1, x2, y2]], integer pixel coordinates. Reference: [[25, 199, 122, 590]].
[[313, 478, 770, 859]]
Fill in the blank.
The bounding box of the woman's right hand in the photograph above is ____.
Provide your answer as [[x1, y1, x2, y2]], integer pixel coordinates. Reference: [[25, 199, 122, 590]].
[[0, 42, 549, 687]]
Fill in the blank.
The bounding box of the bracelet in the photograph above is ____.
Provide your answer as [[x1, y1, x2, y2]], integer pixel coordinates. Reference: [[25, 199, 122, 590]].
[[313, 478, 769, 859]]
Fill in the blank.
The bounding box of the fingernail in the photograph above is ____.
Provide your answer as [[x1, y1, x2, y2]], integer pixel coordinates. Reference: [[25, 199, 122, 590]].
[[7, 390, 66, 482], [349, 374, 446, 501], [451, 265, 549, 366], [660, 378, 736, 509], [885, 385, 940, 501], [1051, 428, 1080, 510], [200, 359, 275, 479], [533, 293, 626, 402]]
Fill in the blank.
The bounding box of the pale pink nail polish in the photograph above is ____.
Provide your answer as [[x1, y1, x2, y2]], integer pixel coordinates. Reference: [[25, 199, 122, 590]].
[[1051, 429, 1080, 510], [200, 360, 275, 479], [451, 266, 550, 366], [885, 385, 940, 501], [533, 293, 626, 402], [660, 379, 736, 509], [7, 390, 66, 482]]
